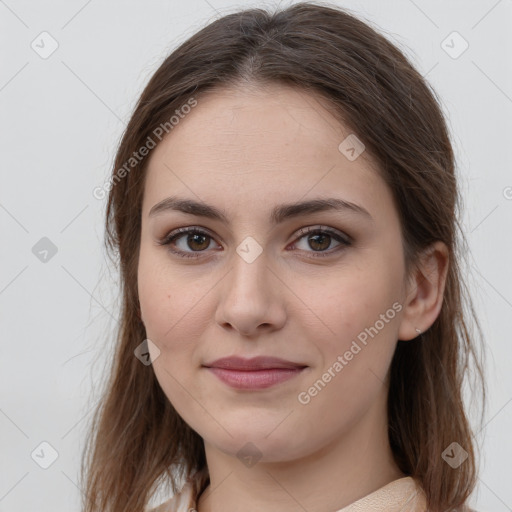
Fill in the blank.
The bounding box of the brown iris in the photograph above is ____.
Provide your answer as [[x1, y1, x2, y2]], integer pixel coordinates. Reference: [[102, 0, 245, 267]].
[[308, 233, 331, 251], [187, 233, 210, 251]]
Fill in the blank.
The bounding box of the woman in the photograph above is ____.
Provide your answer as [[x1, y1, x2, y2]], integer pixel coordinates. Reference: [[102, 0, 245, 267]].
[[80, 2, 486, 511]]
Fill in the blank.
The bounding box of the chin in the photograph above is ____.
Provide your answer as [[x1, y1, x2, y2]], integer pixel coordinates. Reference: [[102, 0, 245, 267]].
[[204, 427, 312, 465]]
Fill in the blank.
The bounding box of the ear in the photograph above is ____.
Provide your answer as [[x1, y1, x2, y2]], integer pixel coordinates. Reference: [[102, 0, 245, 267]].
[[397, 241, 449, 341]]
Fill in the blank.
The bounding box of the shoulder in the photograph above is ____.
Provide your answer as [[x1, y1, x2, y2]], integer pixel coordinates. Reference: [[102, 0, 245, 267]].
[[146, 468, 209, 512], [145, 481, 195, 512], [337, 476, 426, 511]]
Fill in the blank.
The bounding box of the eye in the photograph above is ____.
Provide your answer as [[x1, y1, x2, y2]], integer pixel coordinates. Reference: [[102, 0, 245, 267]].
[[289, 225, 351, 258], [157, 225, 351, 259], [157, 226, 219, 259]]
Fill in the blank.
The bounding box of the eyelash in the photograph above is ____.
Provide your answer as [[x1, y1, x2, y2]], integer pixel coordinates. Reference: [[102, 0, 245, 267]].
[[157, 225, 352, 260]]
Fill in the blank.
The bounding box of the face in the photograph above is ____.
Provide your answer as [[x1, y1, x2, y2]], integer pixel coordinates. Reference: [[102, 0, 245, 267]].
[[138, 83, 409, 463]]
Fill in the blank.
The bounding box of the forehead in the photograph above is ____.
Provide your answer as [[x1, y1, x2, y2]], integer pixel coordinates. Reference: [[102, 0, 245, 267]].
[[142, 83, 390, 222]]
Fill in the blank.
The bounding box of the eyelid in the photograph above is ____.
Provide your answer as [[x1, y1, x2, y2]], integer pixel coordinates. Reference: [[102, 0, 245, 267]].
[[158, 225, 219, 246], [158, 224, 352, 259], [293, 225, 352, 244]]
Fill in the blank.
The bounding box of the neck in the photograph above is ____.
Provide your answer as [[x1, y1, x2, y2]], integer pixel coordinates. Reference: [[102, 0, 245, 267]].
[[196, 392, 405, 512]]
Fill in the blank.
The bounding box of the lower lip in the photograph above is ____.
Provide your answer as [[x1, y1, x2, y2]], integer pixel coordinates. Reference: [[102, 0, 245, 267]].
[[206, 367, 305, 389]]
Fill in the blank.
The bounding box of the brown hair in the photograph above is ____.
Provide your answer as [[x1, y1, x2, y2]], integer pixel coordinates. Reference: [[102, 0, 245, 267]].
[[81, 2, 486, 511]]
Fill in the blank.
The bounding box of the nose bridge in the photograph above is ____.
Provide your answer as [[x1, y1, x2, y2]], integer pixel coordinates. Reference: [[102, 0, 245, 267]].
[[215, 239, 285, 334], [227, 240, 271, 302]]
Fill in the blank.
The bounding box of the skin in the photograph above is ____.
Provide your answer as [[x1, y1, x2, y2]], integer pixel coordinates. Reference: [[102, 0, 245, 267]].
[[137, 83, 449, 512]]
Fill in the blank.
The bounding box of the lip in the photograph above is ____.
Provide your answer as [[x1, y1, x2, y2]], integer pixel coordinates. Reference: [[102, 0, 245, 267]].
[[203, 356, 307, 370], [203, 356, 308, 390]]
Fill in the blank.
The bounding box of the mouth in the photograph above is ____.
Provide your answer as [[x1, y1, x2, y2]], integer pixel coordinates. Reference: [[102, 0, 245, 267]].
[[202, 356, 308, 390]]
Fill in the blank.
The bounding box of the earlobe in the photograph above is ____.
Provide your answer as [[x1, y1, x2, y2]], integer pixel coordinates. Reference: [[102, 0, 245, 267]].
[[397, 241, 449, 341]]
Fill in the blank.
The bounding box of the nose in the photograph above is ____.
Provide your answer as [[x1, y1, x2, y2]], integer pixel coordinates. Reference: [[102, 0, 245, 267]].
[[214, 246, 287, 337]]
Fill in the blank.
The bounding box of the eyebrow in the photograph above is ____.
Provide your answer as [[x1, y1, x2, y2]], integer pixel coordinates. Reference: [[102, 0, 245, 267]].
[[148, 195, 373, 224]]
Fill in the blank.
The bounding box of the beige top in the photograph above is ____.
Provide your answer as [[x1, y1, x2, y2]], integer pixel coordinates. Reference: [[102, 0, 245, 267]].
[[146, 469, 435, 512]]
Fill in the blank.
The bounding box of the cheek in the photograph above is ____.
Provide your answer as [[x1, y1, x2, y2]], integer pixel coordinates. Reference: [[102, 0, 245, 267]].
[[294, 270, 401, 433], [299, 265, 400, 351], [138, 247, 202, 341], [138, 253, 205, 418], [137, 250, 215, 399]]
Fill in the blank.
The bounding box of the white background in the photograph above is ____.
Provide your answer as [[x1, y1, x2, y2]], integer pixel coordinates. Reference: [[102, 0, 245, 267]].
[[1, 0, 511, 510]]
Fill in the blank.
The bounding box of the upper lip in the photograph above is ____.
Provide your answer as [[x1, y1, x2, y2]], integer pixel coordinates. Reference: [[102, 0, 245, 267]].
[[203, 356, 307, 370]]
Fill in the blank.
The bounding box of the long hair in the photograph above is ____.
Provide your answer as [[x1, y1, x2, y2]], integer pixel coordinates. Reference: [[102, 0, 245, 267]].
[[80, 2, 486, 511]]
